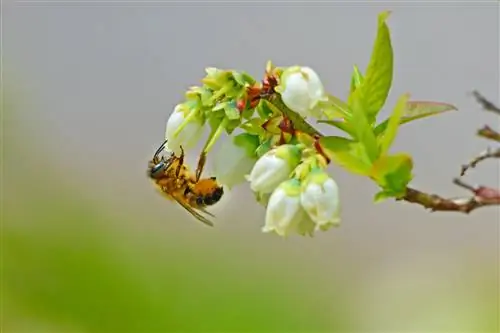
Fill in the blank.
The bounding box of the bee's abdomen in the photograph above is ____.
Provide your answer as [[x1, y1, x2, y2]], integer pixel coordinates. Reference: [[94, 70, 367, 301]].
[[194, 186, 224, 207]]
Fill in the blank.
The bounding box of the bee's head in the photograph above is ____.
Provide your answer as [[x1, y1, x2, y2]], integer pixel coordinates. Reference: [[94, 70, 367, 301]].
[[147, 140, 173, 179]]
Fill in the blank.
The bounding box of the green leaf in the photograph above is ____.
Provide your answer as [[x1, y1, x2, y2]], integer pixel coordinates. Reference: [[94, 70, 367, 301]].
[[373, 189, 398, 203], [350, 91, 380, 162], [318, 136, 373, 176], [231, 70, 255, 86], [349, 64, 364, 97], [317, 119, 358, 138], [378, 93, 409, 155], [352, 10, 394, 120], [326, 94, 353, 119], [256, 138, 273, 157], [370, 153, 413, 196], [374, 100, 458, 136], [224, 101, 241, 120]]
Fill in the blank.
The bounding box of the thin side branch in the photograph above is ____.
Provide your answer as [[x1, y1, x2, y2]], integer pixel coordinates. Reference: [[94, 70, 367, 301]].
[[400, 91, 500, 213], [460, 147, 500, 176], [472, 90, 500, 115]]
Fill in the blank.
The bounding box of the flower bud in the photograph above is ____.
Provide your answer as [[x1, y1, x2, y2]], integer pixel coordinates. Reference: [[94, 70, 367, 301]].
[[165, 104, 204, 155], [246, 144, 302, 194], [212, 133, 260, 189], [300, 169, 341, 231], [275, 66, 328, 118]]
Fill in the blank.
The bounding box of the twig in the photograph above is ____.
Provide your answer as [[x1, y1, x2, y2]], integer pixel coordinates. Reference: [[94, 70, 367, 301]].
[[472, 90, 500, 115], [460, 147, 500, 176]]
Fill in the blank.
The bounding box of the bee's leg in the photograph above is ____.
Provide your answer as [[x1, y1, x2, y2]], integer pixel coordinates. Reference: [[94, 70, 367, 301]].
[[176, 145, 185, 178], [195, 151, 206, 182]]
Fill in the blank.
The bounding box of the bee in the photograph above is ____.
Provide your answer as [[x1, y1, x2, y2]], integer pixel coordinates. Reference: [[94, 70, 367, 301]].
[[147, 140, 224, 227]]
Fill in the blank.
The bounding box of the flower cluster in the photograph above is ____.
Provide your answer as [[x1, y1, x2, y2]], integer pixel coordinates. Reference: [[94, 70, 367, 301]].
[[162, 62, 341, 237], [247, 144, 340, 237]]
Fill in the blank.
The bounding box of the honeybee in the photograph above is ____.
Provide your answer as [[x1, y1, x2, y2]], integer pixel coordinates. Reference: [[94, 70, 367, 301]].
[[147, 140, 224, 227]]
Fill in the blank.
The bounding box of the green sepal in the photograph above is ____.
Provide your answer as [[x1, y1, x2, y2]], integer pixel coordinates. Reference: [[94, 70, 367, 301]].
[[240, 118, 266, 136], [233, 133, 260, 158], [240, 102, 256, 120], [255, 139, 273, 158], [223, 100, 240, 120], [262, 116, 283, 135], [225, 119, 242, 135]]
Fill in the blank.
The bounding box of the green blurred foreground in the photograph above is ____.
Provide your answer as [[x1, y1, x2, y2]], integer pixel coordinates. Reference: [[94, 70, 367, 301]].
[[2, 95, 498, 332]]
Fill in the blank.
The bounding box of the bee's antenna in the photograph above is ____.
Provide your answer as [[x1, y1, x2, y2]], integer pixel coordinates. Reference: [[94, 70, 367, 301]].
[[154, 140, 168, 159]]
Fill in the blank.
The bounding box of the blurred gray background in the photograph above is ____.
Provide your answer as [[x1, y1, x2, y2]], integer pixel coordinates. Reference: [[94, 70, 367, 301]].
[[3, 1, 499, 332]]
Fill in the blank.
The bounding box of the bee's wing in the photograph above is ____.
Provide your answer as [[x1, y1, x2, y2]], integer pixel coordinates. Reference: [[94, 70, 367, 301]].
[[197, 207, 215, 218], [172, 194, 214, 227]]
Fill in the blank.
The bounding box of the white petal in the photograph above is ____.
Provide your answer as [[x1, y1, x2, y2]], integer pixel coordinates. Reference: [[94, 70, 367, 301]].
[[213, 138, 255, 189], [248, 156, 290, 193], [164, 106, 204, 154]]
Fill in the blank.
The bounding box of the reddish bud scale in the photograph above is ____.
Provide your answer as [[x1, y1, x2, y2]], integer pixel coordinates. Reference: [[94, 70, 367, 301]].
[[475, 186, 500, 200], [278, 117, 295, 134], [313, 135, 331, 164], [236, 99, 247, 113], [246, 84, 263, 109], [249, 98, 260, 109]]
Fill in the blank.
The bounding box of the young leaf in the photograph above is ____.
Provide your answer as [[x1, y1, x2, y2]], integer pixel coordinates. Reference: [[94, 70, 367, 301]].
[[350, 90, 380, 162], [326, 94, 353, 119], [373, 189, 398, 203], [351, 65, 364, 91], [353, 11, 394, 120], [378, 93, 409, 155], [370, 153, 413, 196], [348, 65, 364, 104], [317, 119, 358, 138], [318, 136, 373, 176], [374, 100, 458, 136]]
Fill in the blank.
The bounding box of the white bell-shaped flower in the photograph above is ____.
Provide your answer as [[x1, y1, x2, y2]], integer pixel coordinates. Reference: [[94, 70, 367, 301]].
[[300, 169, 341, 231], [262, 179, 311, 237], [212, 133, 260, 189], [165, 104, 204, 155], [246, 144, 302, 194], [275, 66, 328, 118]]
